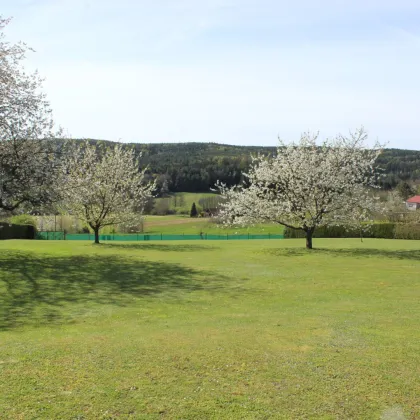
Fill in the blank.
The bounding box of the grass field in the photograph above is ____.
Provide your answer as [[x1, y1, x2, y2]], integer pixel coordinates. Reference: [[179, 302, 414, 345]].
[[142, 215, 283, 235], [172, 192, 217, 212], [1, 239, 419, 419], [34, 205, 283, 236], [152, 192, 218, 215]]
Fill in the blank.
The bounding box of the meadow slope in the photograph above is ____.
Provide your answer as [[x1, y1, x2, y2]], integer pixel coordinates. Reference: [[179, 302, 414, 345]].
[[0, 239, 419, 419]]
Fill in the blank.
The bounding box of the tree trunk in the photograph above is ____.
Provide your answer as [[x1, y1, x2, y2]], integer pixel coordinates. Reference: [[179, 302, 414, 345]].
[[305, 229, 314, 249], [94, 227, 100, 244]]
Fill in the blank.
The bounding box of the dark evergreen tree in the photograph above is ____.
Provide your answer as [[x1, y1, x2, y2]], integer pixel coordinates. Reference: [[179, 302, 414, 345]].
[[396, 181, 416, 200], [190, 202, 198, 218]]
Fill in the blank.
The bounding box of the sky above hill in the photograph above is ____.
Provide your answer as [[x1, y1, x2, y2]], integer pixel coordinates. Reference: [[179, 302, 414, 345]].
[[2, 0, 420, 148]]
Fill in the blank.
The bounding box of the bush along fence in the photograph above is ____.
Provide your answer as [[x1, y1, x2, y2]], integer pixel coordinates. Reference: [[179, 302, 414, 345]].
[[0, 222, 36, 240], [36, 232, 285, 241], [284, 223, 420, 240]]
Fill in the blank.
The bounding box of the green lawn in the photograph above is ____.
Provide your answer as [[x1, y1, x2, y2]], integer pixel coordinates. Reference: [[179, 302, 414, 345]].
[[172, 192, 216, 211], [1, 239, 419, 419], [153, 192, 217, 215], [142, 215, 283, 235]]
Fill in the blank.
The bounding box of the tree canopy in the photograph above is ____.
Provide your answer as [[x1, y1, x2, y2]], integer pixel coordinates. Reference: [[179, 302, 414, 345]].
[[217, 128, 383, 249], [61, 142, 155, 243], [0, 16, 61, 213]]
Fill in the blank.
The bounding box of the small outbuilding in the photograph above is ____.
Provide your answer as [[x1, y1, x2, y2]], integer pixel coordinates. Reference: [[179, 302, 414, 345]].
[[406, 195, 420, 211]]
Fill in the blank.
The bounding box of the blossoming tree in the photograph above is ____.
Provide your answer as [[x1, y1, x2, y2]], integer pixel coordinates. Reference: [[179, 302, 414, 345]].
[[0, 16, 61, 212], [217, 128, 382, 249], [62, 142, 155, 244]]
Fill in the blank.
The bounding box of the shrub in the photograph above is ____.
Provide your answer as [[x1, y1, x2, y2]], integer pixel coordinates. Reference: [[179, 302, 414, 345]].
[[10, 214, 37, 229], [0, 222, 36, 240], [369, 223, 396, 238], [284, 223, 398, 239], [394, 223, 420, 240], [176, 208, 189, 215], [283, 228, 304, 238], [284, 225, 357, 238], [152, 198, 175, 215]]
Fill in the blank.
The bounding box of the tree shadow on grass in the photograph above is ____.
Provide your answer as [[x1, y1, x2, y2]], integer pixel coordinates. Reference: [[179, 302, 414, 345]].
[[265, 247, 420, 261], [100, 243, 219, 252], [0, 250, 228, 331]]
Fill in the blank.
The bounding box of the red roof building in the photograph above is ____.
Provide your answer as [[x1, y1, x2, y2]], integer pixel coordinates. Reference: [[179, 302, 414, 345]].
[[406, 195, 420, 210]]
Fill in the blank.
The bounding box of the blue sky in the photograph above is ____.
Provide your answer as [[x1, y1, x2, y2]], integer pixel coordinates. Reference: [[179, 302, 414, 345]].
[[2, 0, 420, 148]]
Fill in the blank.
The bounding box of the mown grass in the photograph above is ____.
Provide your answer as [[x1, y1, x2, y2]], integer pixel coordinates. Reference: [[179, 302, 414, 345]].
[[34, 210, 283, 236], [1, 239, 419, 419], [172, 192, 217, 212], [142, 215, 283, 235], [151, 192, 217, 216]]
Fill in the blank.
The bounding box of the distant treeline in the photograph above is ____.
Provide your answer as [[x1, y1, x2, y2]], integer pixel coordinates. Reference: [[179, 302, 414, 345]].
[[375, 148, 420, 189], [59, 140, 420, 192]]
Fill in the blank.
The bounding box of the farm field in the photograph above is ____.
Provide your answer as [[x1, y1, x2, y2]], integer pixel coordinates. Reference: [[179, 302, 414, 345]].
[[1, 239, 419, 419], [170, 192, 217, 212], [142, 215, 284, 235], [151, 192, 219, 215]]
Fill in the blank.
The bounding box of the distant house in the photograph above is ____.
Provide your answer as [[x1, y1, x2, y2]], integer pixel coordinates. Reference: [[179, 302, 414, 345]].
[[406, 195, 420, 211]]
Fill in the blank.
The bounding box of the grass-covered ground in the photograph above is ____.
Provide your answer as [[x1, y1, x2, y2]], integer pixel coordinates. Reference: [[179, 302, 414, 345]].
[[142, 215, 283, 235], [1, 239, 419, 419], [34, 206, 283, 236], [171, 192, 217, 213], [151, 192, 218, 216]]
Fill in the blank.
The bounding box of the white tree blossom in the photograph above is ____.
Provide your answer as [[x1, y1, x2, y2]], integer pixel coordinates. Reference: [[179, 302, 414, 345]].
[[0, 16, 61, 212], [217, 128, 383, 248], [62, 142, 155, 244]]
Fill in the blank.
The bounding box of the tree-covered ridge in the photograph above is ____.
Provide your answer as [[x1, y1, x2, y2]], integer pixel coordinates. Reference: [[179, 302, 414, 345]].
[[376, 148, 420, 188], [134, 142, 276, 193], [65, 139, 419, 192]]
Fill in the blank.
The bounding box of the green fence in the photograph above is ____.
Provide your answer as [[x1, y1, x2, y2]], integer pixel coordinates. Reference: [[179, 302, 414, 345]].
[[36, 232, 284, 241]]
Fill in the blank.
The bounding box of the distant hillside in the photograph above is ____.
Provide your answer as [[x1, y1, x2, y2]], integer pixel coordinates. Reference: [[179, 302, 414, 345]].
[[64, 140, 420, 192], [375, 148, 420, 189]]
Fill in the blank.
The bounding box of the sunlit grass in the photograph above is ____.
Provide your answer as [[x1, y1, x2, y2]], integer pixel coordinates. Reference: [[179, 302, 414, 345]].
[[143, 215, 283, 235], [1, 239, 419, 419]]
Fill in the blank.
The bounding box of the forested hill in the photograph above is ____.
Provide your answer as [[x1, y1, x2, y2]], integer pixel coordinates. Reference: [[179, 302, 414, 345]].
[[376, 148, 420, 188], [135, 142, 277, 192], [66, 140, 420, 192]]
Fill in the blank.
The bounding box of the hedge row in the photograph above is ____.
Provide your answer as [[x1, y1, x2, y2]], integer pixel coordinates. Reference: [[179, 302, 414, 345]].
[[284, 223, 420, 240], [394, 223, 420, 240], [0, 222, 36, 240]]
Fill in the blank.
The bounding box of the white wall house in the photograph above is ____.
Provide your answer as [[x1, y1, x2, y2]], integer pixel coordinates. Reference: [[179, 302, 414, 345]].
[[405, 195, 420, 211]]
